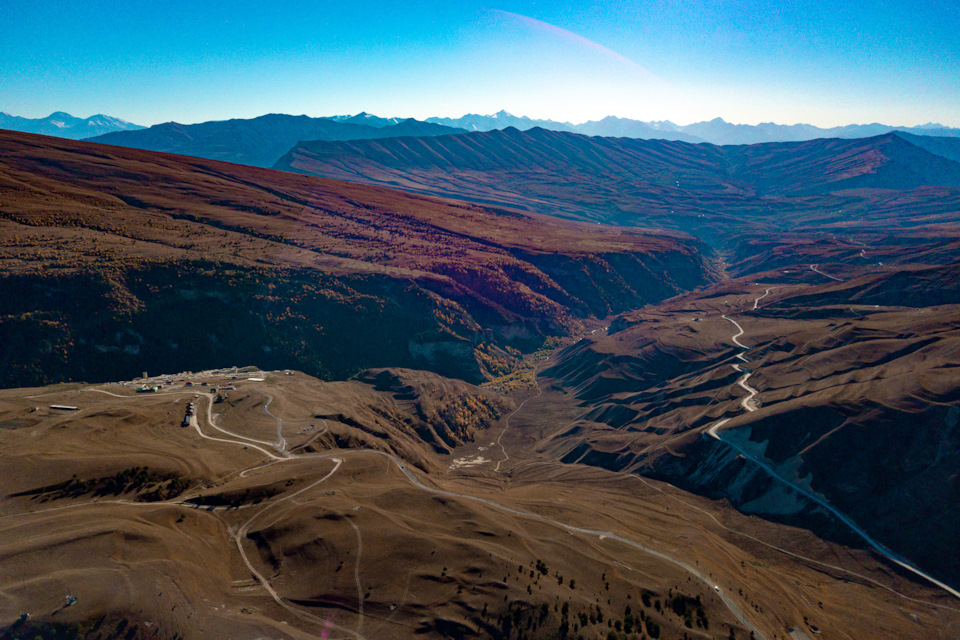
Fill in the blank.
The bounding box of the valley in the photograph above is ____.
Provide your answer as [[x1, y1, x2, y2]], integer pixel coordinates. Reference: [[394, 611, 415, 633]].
[[2, 354, 958, 640], [0, 130, 711, 389], [6, 0, 960, 637], [1, 125, 959, 639]]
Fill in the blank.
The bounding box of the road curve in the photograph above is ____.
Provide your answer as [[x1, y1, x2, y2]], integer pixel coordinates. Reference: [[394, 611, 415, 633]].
[[722, 314, 750, 351], [232, 457, 365, 640], [753, 287, 774, 310], [732, 364, 759, 412], [258, 389, 287, 453], [809, 264, 843, 281], [709, 312, 960, 602]]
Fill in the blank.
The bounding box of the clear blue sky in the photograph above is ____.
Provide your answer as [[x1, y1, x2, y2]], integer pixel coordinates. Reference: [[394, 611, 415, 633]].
[[3, 1, 958, 127]]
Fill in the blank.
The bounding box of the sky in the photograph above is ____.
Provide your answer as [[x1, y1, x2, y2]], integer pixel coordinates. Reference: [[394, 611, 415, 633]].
[[2, 0, 958, 128]]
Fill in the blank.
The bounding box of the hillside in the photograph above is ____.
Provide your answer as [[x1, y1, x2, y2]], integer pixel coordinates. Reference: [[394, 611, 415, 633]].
[[895, 130, 960, 164], [2, 367, 956, 640], [87, 114, 466, 168], [0, 130, 714, 388], [534, 263, 960, 586], [3, 130, 960, 640], [276, 128, 960, 251]]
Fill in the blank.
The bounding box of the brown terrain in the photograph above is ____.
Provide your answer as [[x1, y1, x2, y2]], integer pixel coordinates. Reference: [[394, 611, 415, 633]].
[[86, 114, 468, 168], [2, 127, 960, 639], [275, 128, 960, 255], [537, 265, 960, 583], [0, 130, 713, 388], [3, 366, 958, 640]]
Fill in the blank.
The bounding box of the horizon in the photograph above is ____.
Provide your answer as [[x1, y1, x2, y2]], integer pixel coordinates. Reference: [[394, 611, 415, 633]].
[[3, 1, 958, 129], [1, 107, 954, 132], [4, 4, 960, 633]]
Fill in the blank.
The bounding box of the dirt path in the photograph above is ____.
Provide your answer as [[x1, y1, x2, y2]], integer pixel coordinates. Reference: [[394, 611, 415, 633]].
[[709, 307, 960, 602], [494, 365, 545, 473], [809, 263, 842, 281]]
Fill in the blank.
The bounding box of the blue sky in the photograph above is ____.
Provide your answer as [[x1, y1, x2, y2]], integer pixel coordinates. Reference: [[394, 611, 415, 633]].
[[2, 1, 958, 127]]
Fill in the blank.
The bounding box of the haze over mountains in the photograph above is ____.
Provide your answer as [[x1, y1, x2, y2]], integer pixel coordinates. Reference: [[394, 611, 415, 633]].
[[87, 114, 466, 168], [426, 110, 960, 144], [0, 111, 143, 139], [277, 127, 960, 242], [4, 109, 960, 150]]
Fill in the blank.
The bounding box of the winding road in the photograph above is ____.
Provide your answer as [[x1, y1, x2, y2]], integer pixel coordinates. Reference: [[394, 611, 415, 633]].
[[16, 352, 960, 640], [183, 385, 771, 638], [752, 287, 774, 310], [809, 263, 843, 281], [709, 297, 960, 602], [231, 457, 365, 640]]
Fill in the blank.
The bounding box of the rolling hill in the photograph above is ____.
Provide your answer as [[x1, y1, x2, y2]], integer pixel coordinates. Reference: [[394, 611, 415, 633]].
[[6, 367, 949, 639], [534, 263, 960, 586], [276, 128, 960, 256], [0, 121, 960, 640], [0, 130, 713, 388], [3, 125, 960, 640]]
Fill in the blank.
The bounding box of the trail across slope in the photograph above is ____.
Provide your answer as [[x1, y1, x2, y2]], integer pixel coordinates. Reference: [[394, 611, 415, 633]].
[[231, 457, 363, 640], [175, 384, 771, 638], [493, 366, 544, 472], [708, 301, 960, 602], [809, 264, 843, 281]]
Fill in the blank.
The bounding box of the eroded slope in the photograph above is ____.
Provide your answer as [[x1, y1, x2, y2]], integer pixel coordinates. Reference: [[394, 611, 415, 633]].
[[0, 131, 715, 388], [538, 264, 960, 586]]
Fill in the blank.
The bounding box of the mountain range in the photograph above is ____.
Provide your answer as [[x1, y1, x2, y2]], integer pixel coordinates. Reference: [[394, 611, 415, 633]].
[[4, 117, 960, 639], [426, 110, 960, 145], [86, 114, 466, 167], [0, 111, 143, 139], [4, 109, 959, 149], [276, 127, 960, 251]]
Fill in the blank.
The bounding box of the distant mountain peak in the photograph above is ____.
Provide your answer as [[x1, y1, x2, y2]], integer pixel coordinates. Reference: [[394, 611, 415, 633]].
[[87, 114, 467, 167], [0, 111, 143, 139]]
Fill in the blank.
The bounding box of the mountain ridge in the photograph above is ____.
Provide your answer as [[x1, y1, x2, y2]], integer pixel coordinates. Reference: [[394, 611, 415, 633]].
[[0, 111, 143, 139], [275, 127, 960, 248], [425, 110, 960, 144], [8, 108, 960, 146], [86, 114, 467, 168], [0, 129, 714, 388]]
